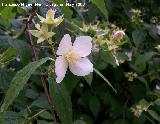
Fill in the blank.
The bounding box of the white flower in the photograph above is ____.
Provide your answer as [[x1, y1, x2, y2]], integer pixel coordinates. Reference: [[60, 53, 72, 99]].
[[156, 25, 160, 35], [125, 51, 133, 61], [55, 34, 93, 83], [29, 23, 55, 43], [156, 85, 160, 90], [113, 55, 119, 66], [37, 9, 63, 27], [113, 30, 125, 41], [155, 45, 160, 52]]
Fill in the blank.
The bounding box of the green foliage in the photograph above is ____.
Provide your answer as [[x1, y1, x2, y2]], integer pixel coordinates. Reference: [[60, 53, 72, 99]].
[[48, 76, 72, 124], [53, 0, 73, 20], [91, 0, 108, 19], [89, 96, 100, 118], [132, 30, 147, 48], [0, 0, 160, 123], [1, 57, 49, 112], [101, 51, 117, 67], [1, 7, 16, 28], [0, 68, 13, 91], [94, 68, 117, 93], [84, 73, 93, 86], [72, 120, 87, 124], [10, 40, 32, 65], [61, 73, 80, 94], [0, 111, 25, 124], [148, 110, 160, 122], [135, 52, 156, 65], [0, 48, 16, 64]]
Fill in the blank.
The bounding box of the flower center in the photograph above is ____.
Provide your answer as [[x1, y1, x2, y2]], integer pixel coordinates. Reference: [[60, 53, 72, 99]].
[[40, 31, 46, 38], [46, 17, 55, 24], [40, 32, 45, 37], [64, 49, 80, 63]]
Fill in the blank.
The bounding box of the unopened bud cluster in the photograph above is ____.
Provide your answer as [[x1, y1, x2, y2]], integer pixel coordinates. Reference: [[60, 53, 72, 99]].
[[131, 105, 148, 117], [125, 72, 138, 82]]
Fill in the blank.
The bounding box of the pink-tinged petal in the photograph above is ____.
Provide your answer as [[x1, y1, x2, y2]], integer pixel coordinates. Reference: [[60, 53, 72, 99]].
[[56, 34, 72, 55], [69, 57, 93, 76], [113, 30, 125, 41], [73, 36, 92, 57], [55, 56, 68, 83], [114, 30, 125, 36]]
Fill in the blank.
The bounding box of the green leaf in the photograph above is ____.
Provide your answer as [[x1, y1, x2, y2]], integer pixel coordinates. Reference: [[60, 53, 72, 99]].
[[132, 30, 147, 47], [0, 111, 25, 124], [62, 73, 80, 94], [0, 0, 15, 12], [137, 77, 149, 92], [10, 40, 32, 65], [0, 67, 13, 91], [0, 36, 13, 52], [1, 57, 50, 112], [0, 36, 32, 65], [101, 51, 117, 67], [0, 48, 16, 64], [114, 119, 129, 124], [102, 120, 112, 124], [93, 68, 117, 93], [135, 52, 156, 65], [154, 99, 160, 106], [76, 114, 93, 124], [84, 73, 93, 86], [53, 0, 73, 19], [144, 23, 160, 41], [25, 89, 39, 99], [148, 110, 160, 122], [31, 94, 49, 108], [72, 120, 87, 124], [48, 75, 72, 124], [138, 99, 151, 109], [91, 0, 108, 19], [1, 7, 16, 28], [38, 120, 53, 124], [89, 96, 100, 118], [39, 111, 52, 120]]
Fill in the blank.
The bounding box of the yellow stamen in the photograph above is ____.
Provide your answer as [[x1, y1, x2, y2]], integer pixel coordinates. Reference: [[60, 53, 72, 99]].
[[64, 49, 80, 63]]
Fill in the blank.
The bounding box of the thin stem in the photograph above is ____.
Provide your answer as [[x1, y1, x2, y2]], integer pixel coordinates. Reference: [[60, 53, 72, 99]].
[[26, 106, 46, 123], [27, 13, 57, 124]]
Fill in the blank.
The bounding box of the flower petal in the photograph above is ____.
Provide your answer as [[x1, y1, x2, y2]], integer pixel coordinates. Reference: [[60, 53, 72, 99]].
[[41, 24, 48, 32], [37, 37, 45, 43], [69, 57, 93, 76], [54, 16, 63, 27], [56, 34, 72, 55], [29, 30, 40, 37], [55, 56, 68, 83], [35, 23, 41, 30], [47, 32, 55, 38], [37, 14, 45, 23], [46, 9, 55, 20], [73, 36, 92, 57]]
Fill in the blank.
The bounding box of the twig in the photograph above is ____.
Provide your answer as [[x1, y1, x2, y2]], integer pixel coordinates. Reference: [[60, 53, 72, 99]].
[[26, 12, 57, 124], [26, 106, 46, 123]]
